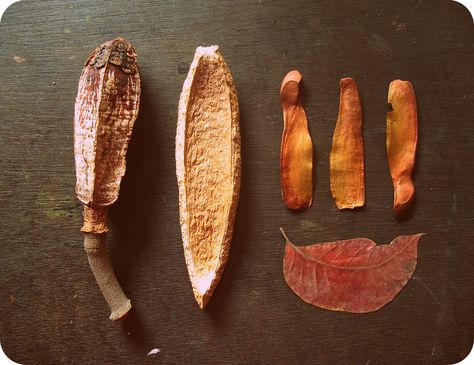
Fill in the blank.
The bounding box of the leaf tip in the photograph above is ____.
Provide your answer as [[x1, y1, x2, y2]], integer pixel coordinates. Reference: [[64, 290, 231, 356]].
[[416, 232, 426, 240]]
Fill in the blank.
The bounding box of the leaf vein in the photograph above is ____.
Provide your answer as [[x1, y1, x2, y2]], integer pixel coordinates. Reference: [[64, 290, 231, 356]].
[[289, 239, 415, 270]]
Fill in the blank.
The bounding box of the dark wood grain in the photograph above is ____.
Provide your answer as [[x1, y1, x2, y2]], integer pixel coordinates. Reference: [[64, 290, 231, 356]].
[[1, 0, 473, 364]]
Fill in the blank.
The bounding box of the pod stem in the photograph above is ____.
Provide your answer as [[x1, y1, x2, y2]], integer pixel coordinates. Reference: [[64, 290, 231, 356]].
[[84, 233, 131, 320], [82, 205, 131, 320]]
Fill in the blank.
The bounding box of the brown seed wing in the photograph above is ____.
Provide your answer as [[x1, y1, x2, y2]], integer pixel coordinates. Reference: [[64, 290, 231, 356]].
[[283, 233, 424, 313], [387, 80, 417, 216], [280, 71, 313, 211], [176, 46, 240, 308], [330, 77, 365, 209]]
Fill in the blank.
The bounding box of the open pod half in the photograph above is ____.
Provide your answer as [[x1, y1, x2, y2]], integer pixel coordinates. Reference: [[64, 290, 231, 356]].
[[176, 46, 241, 309]]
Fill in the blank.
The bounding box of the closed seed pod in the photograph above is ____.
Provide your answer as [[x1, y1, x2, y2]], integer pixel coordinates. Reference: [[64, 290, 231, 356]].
[[176, 46, 241, 309], [280, 70, 313, 211], [330, 77, 365, 209], [386, 80, 417, 218], [74, 38, 140, 320]]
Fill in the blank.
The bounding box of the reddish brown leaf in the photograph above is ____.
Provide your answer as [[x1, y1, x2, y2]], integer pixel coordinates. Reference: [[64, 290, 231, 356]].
[[281, 229, 424, 313]]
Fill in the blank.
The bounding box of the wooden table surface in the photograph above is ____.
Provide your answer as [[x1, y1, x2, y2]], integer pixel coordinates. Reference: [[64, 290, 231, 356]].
[[1, 1, 473, 364]]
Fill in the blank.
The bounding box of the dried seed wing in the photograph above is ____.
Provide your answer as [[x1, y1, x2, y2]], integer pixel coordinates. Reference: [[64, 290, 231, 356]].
[[176, 46, 241, 309], [280, 71, 313, 211], [330, 77, 365, 209], [387, 80, 418, 217]]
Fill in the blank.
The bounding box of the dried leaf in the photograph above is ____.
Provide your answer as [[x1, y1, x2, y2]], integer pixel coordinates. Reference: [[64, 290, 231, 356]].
[[281, 229, 424, 313], [387, 80, 418, 217], [330, 77, 365, 209], [280, 70, 313, 211], [176, 46, 241, 309]]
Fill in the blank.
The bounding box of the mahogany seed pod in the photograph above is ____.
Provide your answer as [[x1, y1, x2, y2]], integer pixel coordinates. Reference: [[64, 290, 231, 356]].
[[74, 37, 140, 320]]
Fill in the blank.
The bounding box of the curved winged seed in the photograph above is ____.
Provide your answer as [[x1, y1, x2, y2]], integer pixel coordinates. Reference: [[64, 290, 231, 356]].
[[330, 77, 365, 209], [74, 38, 141, 206], [280, 70, 313, 211], [176, 45, 241, 309], [283, 233, 424, 313], [387, 80, 418, 217]]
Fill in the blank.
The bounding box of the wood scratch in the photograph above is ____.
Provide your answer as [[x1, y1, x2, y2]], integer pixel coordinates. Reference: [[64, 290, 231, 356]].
[[431, 339, 438, 359], [414, 277, 441, 305]]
